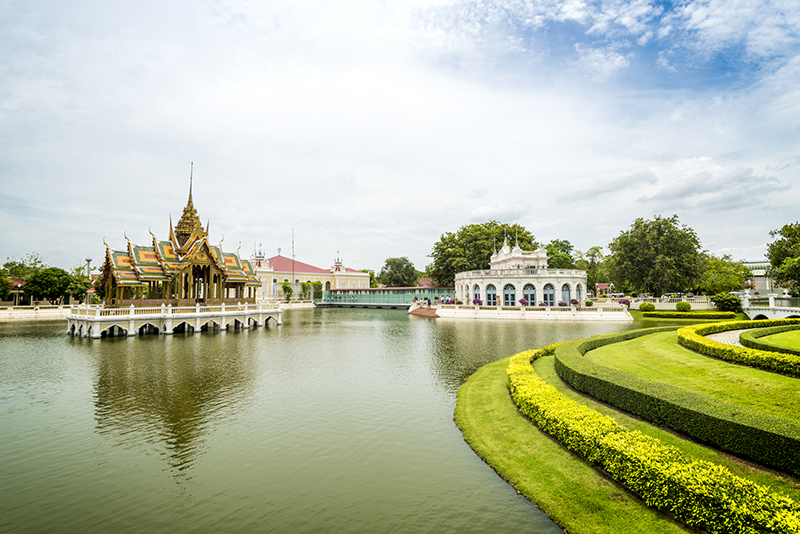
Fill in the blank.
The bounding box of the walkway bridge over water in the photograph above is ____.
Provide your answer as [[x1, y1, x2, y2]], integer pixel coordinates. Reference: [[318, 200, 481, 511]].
[[742, 293, 800, 320]]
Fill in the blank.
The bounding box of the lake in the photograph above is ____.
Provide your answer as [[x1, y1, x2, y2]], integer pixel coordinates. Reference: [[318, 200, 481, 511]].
[[1, 308, 640, 533]]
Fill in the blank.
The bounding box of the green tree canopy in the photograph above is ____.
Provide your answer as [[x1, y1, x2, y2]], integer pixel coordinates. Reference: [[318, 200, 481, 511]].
[[694, 254, 751, 294], [0, 273, 11, 300], [361, 269, 379, 288], [772, 257, 800, 296], [574, 246, 606, 292], [4, 253, 48, 281], [767, 222, 800, 270], [24, 267, 72, 304], [65, 276, 92, 304], [545, 239, 576, 269], [378, 257, 418, 287], [607, 215, 703, 298], [428, 221, 537, 286]]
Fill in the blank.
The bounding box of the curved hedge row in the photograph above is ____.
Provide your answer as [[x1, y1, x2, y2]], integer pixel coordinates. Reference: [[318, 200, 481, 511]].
[[507, 341, 800, 534], [642, 311, 736, 319], [553, 328, 800, 476], [740, 325, 800, 357], [677, 319, 800, 378]]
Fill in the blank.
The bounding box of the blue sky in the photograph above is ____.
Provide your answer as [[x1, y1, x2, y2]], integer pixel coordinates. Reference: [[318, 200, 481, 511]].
[[1, 0, 799, 273]]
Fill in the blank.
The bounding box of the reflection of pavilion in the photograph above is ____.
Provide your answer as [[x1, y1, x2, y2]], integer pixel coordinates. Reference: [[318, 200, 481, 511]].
[[93, 339, 255, 474], [68, 171, 281, 338]]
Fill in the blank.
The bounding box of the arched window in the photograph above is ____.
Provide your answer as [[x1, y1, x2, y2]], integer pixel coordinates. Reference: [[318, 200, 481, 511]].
[[486, 284, 497, 306], [543, 284, 555, 306], [473, 284, 481, 301], [523, 284, 535, 305], [576, 284, 582, 302], [503, 284, 516, 306], [562, 284, 571, 303]]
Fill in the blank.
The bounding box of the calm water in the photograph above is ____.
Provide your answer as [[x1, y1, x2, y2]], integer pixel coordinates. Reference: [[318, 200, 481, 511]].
[[1, 309, 636, 533]]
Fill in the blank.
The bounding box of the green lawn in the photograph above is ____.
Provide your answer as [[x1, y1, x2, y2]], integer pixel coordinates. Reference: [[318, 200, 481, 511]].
[[532, 354, 800, 501], [454, 357, 689, 534], [584, 331, 800, 421], [762, 329, 800, 351]]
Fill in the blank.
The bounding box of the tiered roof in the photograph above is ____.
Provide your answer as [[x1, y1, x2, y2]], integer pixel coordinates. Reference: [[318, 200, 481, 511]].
[[101, 180, 259, 289]]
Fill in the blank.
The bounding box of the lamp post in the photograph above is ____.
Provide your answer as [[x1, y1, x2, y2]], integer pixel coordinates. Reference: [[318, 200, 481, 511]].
[[85, 257, 92, 305]]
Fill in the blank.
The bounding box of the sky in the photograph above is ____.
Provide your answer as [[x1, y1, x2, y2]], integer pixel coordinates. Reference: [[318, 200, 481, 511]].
[[1, 0, 799, 274]]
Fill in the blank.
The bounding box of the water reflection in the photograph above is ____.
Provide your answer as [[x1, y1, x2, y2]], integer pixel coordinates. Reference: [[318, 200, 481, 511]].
[[93, 333, 256, 474]]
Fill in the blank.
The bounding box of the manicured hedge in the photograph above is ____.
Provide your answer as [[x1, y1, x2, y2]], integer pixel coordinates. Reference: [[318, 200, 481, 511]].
[[642, 311, 736, 319], [507, 341, 800, 534], [677, 319, 800, 378], [740, 325, 800, 357], [554, 329, 800, 476]]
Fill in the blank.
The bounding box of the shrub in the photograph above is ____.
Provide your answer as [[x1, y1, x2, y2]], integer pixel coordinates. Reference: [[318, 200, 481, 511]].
[[740, 325, 800, 356], [472, 298, 483, 305], [710, 293, 743, 313], [677, 319, 800, 378], [584, 300, 593, 307], [639, 302, 656, 311], [558, 301, 568, 306], [518, 298, 528, 306], [570, 298, 579, 306], [508, 340, 800, 533], [676, 301, 691, 312], [555, 329, 800, 476], [641, 311, 735, 319], [538, 302, 547, 306]]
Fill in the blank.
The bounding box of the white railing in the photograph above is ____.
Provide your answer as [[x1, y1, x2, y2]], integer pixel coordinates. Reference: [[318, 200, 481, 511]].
[[455, 268, 585, 279]]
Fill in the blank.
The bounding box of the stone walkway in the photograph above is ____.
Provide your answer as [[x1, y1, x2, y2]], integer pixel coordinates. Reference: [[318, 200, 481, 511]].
[[705, 329, 749, 347]]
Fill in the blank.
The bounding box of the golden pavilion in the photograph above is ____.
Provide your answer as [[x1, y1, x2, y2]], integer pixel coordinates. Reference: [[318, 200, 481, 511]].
[[99, 179, 260, 307]]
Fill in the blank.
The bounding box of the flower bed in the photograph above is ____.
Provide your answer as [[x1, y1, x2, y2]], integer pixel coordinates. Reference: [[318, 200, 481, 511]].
[[677, 319, 800, 378], [507, 341, 800, 534]]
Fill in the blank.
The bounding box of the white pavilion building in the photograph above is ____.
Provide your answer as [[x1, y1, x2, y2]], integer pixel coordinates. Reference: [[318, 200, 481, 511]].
[[454, 238, 587, 307]]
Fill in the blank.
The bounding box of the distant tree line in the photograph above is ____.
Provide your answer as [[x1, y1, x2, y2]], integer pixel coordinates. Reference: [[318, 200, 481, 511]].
[[1, 253, 93, 304]]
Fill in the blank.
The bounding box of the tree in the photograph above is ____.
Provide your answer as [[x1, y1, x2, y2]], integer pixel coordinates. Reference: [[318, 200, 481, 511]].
[[428, 221, 537, 286], [299, 282, 311, 300], [4, 253, 48, 281], [606, 215, 704, 297], [771, 256, 800, 296], [24, 267, 72, 304], [545, 239, 576, 269], [65, 276, 92, 304], [378, 257, 418, 287], [694, 254, 751, 294], [280, 281, 294, 302], [0, 272, 11, 300], [311, 281, 323, 299], [767, 222, 800, 270], [361, 269, 379, 288], [574, 246, 606, 292]]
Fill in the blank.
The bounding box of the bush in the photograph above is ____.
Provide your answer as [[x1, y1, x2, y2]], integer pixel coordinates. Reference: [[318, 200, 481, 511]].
[[676, 301, 691, 312], [472, 298, 483, 305], [555, 329, 800, 476], [558, 301, 568, 306], [740, 325, 800, 356], [570, 298, 579, 306], [584, 300, 593, 307], [508, 340, 800, 533], [677, 319, 800, 378], [639, 302, 656, 311], [710, 293, 743, 313], [618, 298, 630, 307], [518, 298, 528, 306], [642, 311, 735, 320]]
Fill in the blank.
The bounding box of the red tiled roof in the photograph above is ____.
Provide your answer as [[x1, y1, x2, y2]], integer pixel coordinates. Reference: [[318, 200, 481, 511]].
[[267, 255, 332, 275]]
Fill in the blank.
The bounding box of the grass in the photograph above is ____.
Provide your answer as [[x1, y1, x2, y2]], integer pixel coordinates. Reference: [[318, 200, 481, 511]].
[[584, 331, 800, 421], [455, 326, 800, 532], [454, 356, 690, 534], [763, 329, 800, 351]]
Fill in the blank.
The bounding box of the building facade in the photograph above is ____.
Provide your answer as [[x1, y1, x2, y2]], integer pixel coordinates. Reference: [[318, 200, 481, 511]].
[[253, 253, 370, 301], [454, 239, 587, 306]]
